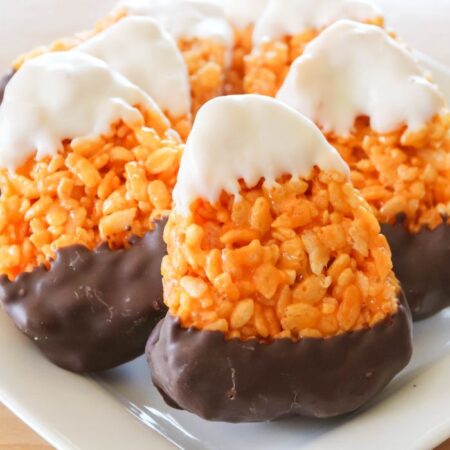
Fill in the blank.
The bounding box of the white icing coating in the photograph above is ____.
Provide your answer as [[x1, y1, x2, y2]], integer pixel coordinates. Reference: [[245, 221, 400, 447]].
[[253, 0, 382, 46], [210, 0, 268, 28], [116, 0, 233, 49], [0, 51, 164, 170], [277, 20, 446, 135], [174, 95, 349, 215], [78, 16, 190, 118]]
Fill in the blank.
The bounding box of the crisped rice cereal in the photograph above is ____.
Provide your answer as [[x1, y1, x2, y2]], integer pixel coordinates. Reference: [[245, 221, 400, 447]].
[[162, 168, 399, 342], [329, 115, 450, 233], [0, 107, 183, 280]]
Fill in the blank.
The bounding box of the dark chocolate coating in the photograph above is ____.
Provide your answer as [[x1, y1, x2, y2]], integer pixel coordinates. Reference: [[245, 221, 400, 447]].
[[147, 293, 412, 423], [0, 70, 14, 105], [0, 219, 167, 373], [382, 216, 450, 321]]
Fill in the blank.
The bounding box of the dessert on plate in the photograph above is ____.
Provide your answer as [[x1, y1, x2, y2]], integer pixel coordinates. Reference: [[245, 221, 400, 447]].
[[147, 95, 413, 422], [244, 0, 383, 96], [277, 20, 450, 320], [0, 51, 182, 372]]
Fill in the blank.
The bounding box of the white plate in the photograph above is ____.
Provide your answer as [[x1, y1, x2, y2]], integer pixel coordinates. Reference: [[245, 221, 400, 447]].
[[1, 8, 450, 450]]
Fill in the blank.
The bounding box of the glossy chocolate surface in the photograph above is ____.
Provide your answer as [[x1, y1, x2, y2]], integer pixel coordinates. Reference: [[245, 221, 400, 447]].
[[382, 216, 450, 320], [0, 219, 167, 373], [147, 293, 412, 423]]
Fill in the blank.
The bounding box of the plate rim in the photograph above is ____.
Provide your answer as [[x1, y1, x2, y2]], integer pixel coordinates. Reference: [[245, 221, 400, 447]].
[[0, 310, 174, 450]]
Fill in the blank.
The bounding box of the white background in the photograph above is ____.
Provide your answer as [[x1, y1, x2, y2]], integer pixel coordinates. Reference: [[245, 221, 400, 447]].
[[0, 0, 449, 71]]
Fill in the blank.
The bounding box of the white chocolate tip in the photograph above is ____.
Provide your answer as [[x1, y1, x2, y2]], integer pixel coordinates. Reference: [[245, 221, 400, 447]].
[[174, 95, 349, 215], [116, 0, 233, 50], [0, 51, 164, 171], [253, 0, 382, 46], [277, 20, 446, 135], [78, 16, 191, 118]]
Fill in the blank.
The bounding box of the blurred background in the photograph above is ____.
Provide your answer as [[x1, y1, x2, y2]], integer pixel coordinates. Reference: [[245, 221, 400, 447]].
[[0, 0, 449, 71]]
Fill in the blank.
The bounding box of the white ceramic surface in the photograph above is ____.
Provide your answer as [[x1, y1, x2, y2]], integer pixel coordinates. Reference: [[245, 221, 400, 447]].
[[0, 1, 450, 449]]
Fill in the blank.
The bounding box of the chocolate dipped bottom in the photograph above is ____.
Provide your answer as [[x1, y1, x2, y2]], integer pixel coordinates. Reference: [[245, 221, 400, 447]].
[[0, 219, 167, 373], [382, 216, 450, 321], [147, 293, 412, 423], [0, 70, 14, 105]]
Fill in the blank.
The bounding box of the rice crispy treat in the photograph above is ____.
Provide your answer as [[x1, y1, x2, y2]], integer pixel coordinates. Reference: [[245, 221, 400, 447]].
[[10, 0, 234, 134], [214, 0, 268, 94], [332, 113, 450, 319], [147, 95, 412, 422], [163, 95, 401, 341], [0, 114, 182, 280], [244, 0, 383, 96], [0, 52, 183, 280], [164, 168, 399, 341], [277, 20, 450, 319], [330, 115, 450, 233], [0, 50, 183, 372], [177, 36, 230, 113], [277, 20, 450, 233], [11, 15, 192, 140]]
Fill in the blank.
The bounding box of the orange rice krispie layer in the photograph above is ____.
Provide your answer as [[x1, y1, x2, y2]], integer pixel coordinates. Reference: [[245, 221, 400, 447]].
[[225, 25, 253, 95], [244, 17, 384, 97], [330, 115, 450, 233], [11, 11, 227, 128], [162, 169, 399, 342], [178, 37, 229, 114], [0, 109, 183, 280]]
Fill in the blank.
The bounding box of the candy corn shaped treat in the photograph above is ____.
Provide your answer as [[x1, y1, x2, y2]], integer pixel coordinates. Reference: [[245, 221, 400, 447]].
[[114, 0, 234, 113], [147, 95, 412, 422], [244, 0, 383, 96], [6, 16, 192, 140], [277, 20, 450, 320], [0, 51, 183, 372]]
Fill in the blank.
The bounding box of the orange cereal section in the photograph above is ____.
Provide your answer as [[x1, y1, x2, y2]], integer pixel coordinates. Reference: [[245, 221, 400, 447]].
[[178, 37, 229, 114], [225, 25, 254, 95], [162, 169, 400, 342], [243, 17, 384, 97], [0, 109, 183, 280], [329, 115, 450, 233]]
